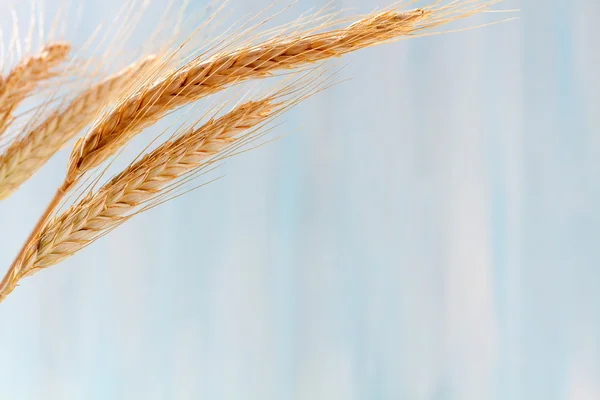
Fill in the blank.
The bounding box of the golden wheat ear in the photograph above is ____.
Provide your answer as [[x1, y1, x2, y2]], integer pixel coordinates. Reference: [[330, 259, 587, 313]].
[[64, 0, 502, 187], [0, 77, 316, 300], [0, 42, 71, 137], [0, 55, 158, 200]]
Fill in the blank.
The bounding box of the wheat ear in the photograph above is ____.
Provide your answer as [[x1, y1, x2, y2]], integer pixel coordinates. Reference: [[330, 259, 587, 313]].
[[0, 55, 157, 200], [65, 3, 485, 184], [0, 42, 71, 137], [0, 95, 282, 300]]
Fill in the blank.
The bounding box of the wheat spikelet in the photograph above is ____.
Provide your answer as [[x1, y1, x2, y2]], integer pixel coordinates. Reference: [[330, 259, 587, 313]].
[[0, 96, 279, 299], [65, 4, 479, 183], [0, 55, 158, 200], [0, 42, 71, 136]]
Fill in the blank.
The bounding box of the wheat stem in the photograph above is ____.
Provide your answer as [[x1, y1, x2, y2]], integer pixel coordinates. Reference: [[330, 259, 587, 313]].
[[0, 180, 70, 301]]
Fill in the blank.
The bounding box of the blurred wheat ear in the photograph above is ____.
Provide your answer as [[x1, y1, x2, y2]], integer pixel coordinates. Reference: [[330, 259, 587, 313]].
[[0, 42, 71, 137], [0, 0, 506, 303], [0, 55, 158, 199]]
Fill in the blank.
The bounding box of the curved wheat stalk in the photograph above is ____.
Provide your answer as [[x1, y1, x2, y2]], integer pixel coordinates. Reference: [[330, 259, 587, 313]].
[[0, 95, 282, 300], [0, 42, 71, 137], [0, 55, 158, 200]]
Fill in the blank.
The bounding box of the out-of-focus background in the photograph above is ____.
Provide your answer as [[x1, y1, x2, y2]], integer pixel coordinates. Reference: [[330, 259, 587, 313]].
[[1, 0, 598, 399]]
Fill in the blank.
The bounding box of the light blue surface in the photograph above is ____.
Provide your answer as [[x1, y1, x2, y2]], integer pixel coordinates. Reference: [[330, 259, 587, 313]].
[[1, 0, 599, 399]]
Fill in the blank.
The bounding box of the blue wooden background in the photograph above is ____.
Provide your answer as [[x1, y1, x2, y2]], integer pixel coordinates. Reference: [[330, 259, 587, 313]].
[[1, 0, 598, 399]]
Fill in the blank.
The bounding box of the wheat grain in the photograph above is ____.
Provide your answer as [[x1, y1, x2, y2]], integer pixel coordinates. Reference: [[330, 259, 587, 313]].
[[0, 55, 157, 200], [0, 96, 280, 300], [0, 42, 71, 137]]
